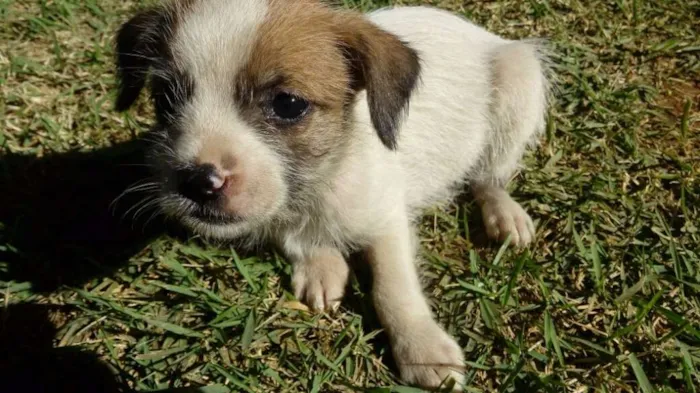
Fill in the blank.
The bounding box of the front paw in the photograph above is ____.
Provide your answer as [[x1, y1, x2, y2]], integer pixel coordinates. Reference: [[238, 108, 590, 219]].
[[392, 321, 465, 391], [481, 194, 535, 248], [291, 249, 349, 312]]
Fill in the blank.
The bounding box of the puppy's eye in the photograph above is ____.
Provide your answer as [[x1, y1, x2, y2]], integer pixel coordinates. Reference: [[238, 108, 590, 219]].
[[270, 92, 309, 121]]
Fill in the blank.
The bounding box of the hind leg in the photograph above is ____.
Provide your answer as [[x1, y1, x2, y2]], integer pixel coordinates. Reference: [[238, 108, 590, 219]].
[[472, 41, 548, 248]]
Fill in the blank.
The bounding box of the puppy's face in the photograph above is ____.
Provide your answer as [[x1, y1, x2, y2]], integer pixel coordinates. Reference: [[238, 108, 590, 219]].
[[115, 0, 420, 239]]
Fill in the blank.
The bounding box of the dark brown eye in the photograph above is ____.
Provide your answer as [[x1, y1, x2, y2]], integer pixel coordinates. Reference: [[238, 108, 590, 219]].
[[270, 92, 309, 121]]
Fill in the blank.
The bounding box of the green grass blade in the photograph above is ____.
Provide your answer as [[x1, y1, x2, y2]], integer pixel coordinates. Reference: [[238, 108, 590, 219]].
[[231, 248, 260, 292], [628, 353, 655, 393], [501, 252, 527, 306], [680, 345, 697, 393], [241, 309, 256, 350]]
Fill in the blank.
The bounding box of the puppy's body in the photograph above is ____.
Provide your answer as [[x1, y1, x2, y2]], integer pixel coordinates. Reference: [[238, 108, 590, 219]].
[[115, 1, 549, 390], [283, 7, 546, 258], [375, 7, 546, 211]]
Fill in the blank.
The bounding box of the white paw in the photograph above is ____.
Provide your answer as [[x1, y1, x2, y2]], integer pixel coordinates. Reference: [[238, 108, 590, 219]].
[[291, 250, 349, 312], [392, 321, 465, 391], [481, 194, 535, 248]]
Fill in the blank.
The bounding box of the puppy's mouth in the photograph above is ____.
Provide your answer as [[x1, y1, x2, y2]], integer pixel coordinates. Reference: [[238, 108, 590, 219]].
[[161, 194, 242, 226], [190, 206, 241, 225]]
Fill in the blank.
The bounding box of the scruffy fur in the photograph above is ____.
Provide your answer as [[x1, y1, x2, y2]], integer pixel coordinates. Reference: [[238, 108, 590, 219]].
[[115, 0, 550, 390]]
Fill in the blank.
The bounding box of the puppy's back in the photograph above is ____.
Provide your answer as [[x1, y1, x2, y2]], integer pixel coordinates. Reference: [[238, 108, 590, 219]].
[[366, 7, 547, 212]]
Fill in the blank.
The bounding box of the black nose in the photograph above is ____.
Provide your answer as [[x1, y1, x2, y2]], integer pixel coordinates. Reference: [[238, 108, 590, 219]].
[[176, 164, 225, 204]]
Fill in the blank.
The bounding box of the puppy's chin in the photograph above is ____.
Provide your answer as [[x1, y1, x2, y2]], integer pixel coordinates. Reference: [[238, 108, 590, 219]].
[[181, 216, 253, 241]]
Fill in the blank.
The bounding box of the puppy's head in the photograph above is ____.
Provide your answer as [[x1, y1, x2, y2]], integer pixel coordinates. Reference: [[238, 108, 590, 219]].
[[115, 0, 420, 238]]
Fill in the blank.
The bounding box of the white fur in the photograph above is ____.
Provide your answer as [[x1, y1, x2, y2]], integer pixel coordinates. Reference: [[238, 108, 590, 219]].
[[154, 3, 549, 391], [175, 0, 267, 82]]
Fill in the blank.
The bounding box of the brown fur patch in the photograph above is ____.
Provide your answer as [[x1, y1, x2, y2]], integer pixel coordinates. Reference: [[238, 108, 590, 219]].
[[235, 0, 354, 167], [240, 0, 351, 107], [236, 0, 421, 157]]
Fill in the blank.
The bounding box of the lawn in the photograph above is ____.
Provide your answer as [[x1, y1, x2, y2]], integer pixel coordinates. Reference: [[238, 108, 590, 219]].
[[0, 0, 698, 392]]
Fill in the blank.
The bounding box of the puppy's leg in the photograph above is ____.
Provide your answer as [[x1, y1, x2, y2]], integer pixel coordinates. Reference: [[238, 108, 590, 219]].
[[291, 247, 349, 312], [368, 211, 464, 390], [472, 41, 548, 248]]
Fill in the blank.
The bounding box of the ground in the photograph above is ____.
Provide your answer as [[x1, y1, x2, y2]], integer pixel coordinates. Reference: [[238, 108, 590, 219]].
[[0, 0, 698, 392]]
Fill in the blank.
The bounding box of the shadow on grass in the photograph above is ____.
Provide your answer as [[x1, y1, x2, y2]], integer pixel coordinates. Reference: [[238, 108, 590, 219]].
[[0, 304, 233, 393], [0, 138, 157, 392], [0, 303, 127, 393], [0, 139, 233, 392], [0, 137, 167, 292]]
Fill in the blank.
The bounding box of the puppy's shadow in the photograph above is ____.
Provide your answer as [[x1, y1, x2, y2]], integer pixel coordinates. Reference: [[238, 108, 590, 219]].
[[0, 303, 128, 393], [0, 138, 230, 392], [0, 137, 171, 292], [0, 303, 228, 393]]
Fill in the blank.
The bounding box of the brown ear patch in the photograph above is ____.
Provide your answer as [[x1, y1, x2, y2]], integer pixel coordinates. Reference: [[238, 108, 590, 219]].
[[334, 12, 422, 150]]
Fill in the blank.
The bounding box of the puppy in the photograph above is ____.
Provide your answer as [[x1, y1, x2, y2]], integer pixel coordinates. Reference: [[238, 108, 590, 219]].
[[114, 0, 550, 389]]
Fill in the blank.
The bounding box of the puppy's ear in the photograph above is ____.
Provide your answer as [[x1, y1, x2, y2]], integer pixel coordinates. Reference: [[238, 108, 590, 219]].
[[114, 8, 167, 112], [336, 14, 421, 150]]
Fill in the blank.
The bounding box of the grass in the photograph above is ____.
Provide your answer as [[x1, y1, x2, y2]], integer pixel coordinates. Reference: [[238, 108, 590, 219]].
[[0, 0, 698, 392]]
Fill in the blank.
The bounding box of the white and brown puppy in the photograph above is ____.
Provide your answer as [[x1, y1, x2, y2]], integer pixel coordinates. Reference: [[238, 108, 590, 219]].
[[115, 0, 549, 389]]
